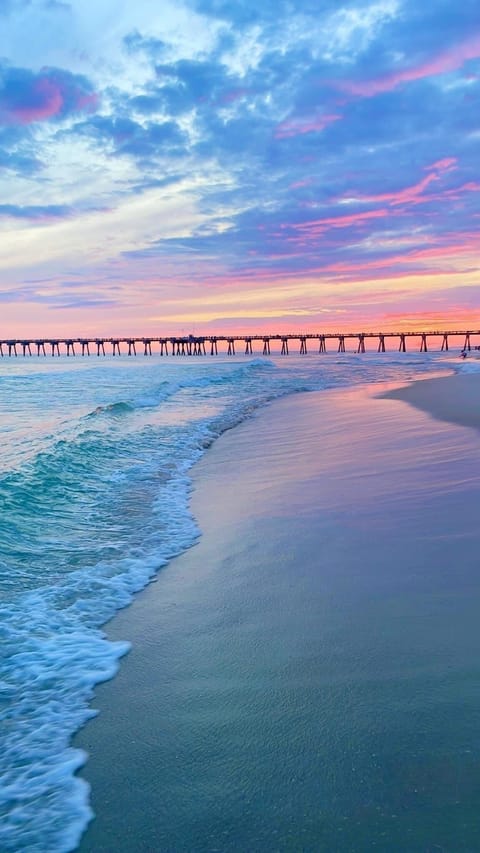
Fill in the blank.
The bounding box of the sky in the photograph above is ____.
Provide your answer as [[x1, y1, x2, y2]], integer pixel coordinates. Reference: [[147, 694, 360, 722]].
[[0, 0, 479, 337]]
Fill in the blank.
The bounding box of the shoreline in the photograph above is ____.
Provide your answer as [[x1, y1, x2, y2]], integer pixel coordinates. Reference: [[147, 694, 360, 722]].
[[76, 376, 480, 852]]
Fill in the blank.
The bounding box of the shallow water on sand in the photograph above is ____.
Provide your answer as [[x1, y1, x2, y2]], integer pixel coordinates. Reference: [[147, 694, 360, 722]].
[[77, 385, 480, 853]]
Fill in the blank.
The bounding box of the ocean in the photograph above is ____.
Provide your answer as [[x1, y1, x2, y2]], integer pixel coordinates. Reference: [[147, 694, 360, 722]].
[[0, 351, 472, 852]]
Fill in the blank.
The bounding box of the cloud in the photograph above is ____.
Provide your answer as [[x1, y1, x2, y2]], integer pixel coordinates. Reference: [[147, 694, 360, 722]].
[[334, 33, 480, 97], [0, 65, 98, 125], [123, 30, 167, 58], [78, 114, 188, 161], [275, 112, 341, 139]]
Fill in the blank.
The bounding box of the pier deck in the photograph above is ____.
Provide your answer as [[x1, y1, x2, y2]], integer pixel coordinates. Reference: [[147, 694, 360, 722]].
[[0, 331, 478, 357]]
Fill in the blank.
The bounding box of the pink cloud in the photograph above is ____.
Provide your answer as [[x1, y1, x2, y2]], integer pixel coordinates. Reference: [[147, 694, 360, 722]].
[[425, 157, 457, 172], [335, 33, 480, 97], [275, 113, 341, 139], [290, 178, 313, 189], [11, 77, 64, 124], [350, 173, 439, 206], [287, 208, 390, 241], [0, 68, 99, 126], [332, 160, 479, 209]]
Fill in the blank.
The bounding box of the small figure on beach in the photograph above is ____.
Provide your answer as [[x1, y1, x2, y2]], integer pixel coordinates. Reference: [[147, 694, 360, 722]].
[[460, 350, 468, 358]]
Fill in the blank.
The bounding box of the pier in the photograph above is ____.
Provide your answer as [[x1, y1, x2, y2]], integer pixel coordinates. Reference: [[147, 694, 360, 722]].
[[0, 330, 478, 357]]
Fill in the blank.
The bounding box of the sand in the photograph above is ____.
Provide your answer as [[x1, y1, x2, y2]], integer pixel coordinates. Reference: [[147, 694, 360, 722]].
[[381, 372, 480, 433], [75, 375, 480, 853]]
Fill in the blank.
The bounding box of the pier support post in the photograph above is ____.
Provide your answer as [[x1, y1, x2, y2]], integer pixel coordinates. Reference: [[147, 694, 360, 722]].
[[192, 338, 204, 355], [463, 333, 471, 351], [318, 336, 326, 353], [112, 340, 121, 356], [357, 335, 365, 353], [377, 335, 386, 353], [299, 336, 307, 354], [210, 338, 218, 356], [96, 340, 106, 356], [245, 338, 253, 355], [127, 340, 136, 356], [0, 342, 3, 356], [441, 334, 449, 351], [51, 341, 60, 356], [21, 341, 32, 356], [143, 339, 152, 355], [280, 337, 289, 355], [36, 341, 46, 356], [159, 340, 168, 356], [262, 337, 271, 355], [399, 334, 406, 352], [65, 340, 75, 356], [227, 338, 235, 355], [8, 342, 17, 356], [420, 334, 428, 352], [81, 341, 90, 356], [337, 336, 345, 353]]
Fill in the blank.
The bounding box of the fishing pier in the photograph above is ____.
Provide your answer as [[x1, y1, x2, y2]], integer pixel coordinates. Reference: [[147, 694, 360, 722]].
[[0, 330, 478, 357]]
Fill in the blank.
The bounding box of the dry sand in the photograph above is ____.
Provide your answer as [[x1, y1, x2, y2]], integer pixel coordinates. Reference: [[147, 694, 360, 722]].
[[381, 372, 480, 433]]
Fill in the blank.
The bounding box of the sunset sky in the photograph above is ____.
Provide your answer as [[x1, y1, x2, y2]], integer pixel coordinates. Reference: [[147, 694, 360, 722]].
[[1, 0, 479, 336]]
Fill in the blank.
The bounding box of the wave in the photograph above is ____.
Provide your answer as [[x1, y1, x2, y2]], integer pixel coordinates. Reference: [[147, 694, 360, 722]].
[[84, 358, 275, 420], [87, 401, 134, 417]]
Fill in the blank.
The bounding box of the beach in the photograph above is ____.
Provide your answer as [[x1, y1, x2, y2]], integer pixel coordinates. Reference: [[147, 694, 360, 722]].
[[74, 371, 480, 853], [382, 372, 480, 432]]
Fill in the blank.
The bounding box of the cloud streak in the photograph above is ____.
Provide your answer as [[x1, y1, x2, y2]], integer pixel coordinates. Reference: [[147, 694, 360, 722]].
[[335, 33, 480, 97]]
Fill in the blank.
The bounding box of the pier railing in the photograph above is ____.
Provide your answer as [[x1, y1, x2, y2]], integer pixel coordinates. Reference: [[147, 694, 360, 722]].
[[0, 331, 479, 357]]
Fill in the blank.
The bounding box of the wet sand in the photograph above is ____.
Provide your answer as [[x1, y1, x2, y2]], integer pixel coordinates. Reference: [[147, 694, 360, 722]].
[[76, 379, 480, 852]]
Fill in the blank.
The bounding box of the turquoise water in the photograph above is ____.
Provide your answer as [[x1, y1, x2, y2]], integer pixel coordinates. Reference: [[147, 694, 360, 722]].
[[0, 352, 466, 852]]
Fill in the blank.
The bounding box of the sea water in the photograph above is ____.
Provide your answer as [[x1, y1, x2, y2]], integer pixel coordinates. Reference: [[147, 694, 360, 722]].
[[0, 351, 469, 852]]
